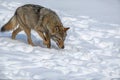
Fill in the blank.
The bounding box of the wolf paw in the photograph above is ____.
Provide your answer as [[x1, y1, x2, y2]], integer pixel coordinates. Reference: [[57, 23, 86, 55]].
[[43, 40, 51, 48]]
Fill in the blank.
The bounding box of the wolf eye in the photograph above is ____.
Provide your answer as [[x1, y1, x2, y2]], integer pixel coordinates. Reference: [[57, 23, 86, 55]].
[[56, 36, 60, 40]]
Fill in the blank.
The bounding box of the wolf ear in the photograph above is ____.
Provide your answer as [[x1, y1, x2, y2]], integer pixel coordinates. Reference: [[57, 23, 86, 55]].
[[64, 27, 70, 32]]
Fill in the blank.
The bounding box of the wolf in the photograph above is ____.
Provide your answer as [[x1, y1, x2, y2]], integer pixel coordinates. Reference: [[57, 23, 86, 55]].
[[0, 4, 69, 49]]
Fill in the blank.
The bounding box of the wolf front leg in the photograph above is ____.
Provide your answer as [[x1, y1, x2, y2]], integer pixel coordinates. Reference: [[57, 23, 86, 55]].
[[37, 30, 51, 48], [44, 32, 51, 48], [24, 27, 34, 46]]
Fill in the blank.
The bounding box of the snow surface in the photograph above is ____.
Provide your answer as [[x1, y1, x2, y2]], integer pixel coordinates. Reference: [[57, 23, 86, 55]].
[[0, 0, 120, 80]]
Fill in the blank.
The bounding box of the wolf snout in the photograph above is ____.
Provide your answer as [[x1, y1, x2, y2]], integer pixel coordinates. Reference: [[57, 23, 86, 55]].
[[61, 45, 64, 49]]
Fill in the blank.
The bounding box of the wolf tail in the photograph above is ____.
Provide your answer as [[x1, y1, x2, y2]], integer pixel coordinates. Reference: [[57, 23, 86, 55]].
[[1, 13, 18, 32]]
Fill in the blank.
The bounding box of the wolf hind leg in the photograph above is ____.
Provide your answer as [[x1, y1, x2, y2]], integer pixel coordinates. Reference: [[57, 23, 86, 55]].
[[12, 26, 22, 39]]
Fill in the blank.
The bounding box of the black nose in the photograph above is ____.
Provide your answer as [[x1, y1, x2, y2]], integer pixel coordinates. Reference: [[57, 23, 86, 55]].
[[61, 46, 64, 49]]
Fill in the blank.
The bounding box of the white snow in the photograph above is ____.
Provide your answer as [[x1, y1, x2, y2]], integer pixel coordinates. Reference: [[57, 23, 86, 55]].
[[0, 0, 120, 80]]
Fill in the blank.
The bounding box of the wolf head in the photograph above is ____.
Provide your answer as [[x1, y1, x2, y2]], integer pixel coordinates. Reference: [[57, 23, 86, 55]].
[[51, 27, 70, 49]]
